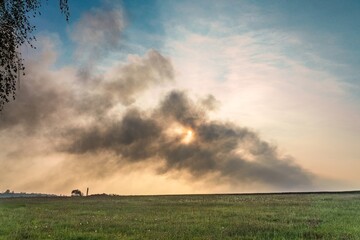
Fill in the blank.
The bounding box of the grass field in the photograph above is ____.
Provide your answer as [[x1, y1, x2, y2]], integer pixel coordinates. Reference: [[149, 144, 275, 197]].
[[0, 193, 359, 239]]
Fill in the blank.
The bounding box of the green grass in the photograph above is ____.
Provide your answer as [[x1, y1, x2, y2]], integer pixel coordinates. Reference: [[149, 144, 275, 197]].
[[0, 193, 360, 239]]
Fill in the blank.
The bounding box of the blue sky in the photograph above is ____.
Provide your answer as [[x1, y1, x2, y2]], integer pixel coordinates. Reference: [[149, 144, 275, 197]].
[[35, 0, 360, 92], [1, 0, 360, 194]]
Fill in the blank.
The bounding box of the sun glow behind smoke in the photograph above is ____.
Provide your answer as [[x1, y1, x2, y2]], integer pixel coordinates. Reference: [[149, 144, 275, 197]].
[[182, 129, 194, 144], [168, 124, 195, 144]]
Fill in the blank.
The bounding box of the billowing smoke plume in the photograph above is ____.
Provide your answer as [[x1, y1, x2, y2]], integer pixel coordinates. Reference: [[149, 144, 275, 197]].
[[64, 90, 313, 189], [0, 42, 313, 190], [0, 3, 315, 193], [103, 50, 174, 105]]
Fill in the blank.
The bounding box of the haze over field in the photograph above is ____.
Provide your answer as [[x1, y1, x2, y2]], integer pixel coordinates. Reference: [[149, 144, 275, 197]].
[[1, 0, 359, 195]]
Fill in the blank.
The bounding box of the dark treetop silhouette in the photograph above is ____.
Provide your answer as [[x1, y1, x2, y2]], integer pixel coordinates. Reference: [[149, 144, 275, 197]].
[[71, 189, 82, 197]]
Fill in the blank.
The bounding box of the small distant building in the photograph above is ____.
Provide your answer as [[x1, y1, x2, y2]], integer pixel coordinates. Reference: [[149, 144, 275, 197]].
[[71, 189, 83, 197]]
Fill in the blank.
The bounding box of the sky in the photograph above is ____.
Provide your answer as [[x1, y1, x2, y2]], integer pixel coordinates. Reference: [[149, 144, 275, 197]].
[[1, 0, 359, 195]]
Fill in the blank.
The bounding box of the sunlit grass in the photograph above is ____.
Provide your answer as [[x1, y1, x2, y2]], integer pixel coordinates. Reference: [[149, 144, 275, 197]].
[[0, 193, 359, 239]]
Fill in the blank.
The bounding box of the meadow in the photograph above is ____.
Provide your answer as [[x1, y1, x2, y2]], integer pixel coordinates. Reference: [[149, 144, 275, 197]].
[[0, 192, 359, 239]]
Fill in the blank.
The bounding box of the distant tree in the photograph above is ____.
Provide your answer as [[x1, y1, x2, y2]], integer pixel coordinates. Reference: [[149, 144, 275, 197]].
[[71, 189, 82, 197], [0, 0, 70, 111], [4, 189, 10, 194]]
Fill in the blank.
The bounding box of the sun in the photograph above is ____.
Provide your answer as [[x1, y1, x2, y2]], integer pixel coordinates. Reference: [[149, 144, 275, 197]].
[[167, 124, 195, 144], [182, 129, 194, 144]]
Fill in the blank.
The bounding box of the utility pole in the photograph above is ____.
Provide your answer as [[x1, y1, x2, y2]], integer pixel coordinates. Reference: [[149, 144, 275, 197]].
[[86, 187, 89, 196]]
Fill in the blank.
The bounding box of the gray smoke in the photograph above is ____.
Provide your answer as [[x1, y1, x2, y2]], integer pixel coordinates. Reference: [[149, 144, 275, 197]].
[[70, 4, 125, 68], [103, 50, 174, 105], [72, 49, 174, 122], [0, 77, 65, 132], [0, 48, 174, 133], [64, 90, 313, 189], [0, 44, 176, 192], [200, 94, 220, 111], [0, 3, 314, 191], [0, 43, 73, 133]]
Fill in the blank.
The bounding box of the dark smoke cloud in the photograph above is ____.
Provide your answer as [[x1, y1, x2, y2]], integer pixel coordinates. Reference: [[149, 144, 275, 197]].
[[0, 40, 176, 192], [64, 90, 313, 189], [70, 49, 174, 121], [0, 3, 315, 191], [0, 77, 66, 132], [200, 94, 220, 111], [0, 40, 74, 132], [0, 45, 174, 133], [66, 109, 161, 162], [103, 50, 174, 105]]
